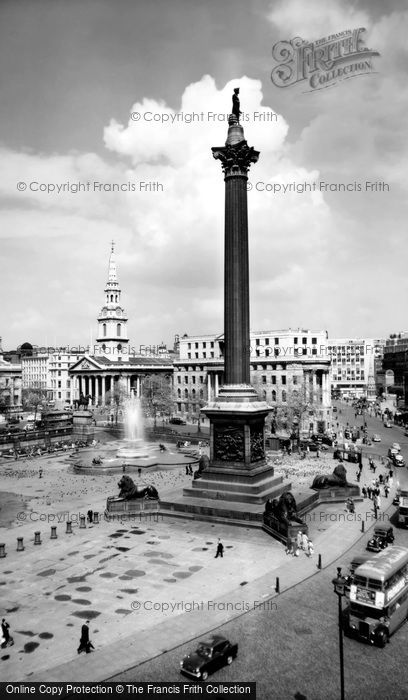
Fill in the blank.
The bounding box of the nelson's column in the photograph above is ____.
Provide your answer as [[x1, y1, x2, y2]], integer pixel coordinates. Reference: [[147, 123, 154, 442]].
[[162, 89, 289, 524]]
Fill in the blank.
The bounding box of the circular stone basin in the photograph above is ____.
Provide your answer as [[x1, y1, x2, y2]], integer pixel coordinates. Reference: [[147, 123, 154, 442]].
[[72, 440, 199, 474]]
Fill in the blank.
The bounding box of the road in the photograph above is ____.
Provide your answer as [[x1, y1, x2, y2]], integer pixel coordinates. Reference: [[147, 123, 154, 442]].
[[110, 404, 408, 699]]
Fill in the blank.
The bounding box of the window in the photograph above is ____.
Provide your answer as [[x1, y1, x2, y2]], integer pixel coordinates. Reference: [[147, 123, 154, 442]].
[[274, 337, 279, 345], [265, 338, 269, 345], [203, 342, 206, 348], [312, 337, 317, 344], [188, 343, 191, 350], [117, 323, 121, 336], [103, 323, 107, 337], [271, 376, 276, 385], [184, 377, 188, 384], [66, 380, 70, 388], [192, 376, 196, 384], [177, 376, 181, 384], [177, 389, 181, 397], [265, 349, 270, 357], [210, 352, 214, 358], [199, 375, 204, 383], [294, 337, 298, 344], [195, 353, 199, 359], [282, 375, 286, 385], [203, 352, 206, 358], [262, 375, 267, 384], [211, 342, 214, 348], [192, 389, 196, 398], [58, 370, 61, 376], [272, 389, 277, 402], [187, 353, 191, 359], [256, 338, 260, 346], [282, 390, 287, 402], [58, 381, 61, 388], [293, 376, 298, 385], [302, 337, 307, 344], [195, 342, 199, 349], [184, 389, 188, 398], [199, 390, 204, 399]]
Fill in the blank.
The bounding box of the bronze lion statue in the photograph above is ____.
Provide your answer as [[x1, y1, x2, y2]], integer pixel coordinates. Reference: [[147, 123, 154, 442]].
[[117, 475, 159, 500], [264, 491, 304, 527], [312, 463, 352, 489]]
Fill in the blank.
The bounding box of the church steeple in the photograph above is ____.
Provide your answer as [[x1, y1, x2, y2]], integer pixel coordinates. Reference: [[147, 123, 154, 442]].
[[95, 243, 129, 361]]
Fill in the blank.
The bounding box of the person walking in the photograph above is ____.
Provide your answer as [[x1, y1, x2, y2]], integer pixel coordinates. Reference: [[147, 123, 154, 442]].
[[215, 539, 224, 558], [285, 535, 293, 555], [297, 530, 303, 551], [384, 485, 390, 498], [307, 539, 314, 557], [77, 621, 94, 654], [362, 485, 367, 499], [1, 618, 13, 648]]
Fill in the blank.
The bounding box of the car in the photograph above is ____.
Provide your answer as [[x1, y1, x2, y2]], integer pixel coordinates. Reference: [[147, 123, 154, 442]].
[[180, 635, 238, 680], [384, 422, 392, 428], [392, 443, 401, 452], [169, 417, 187, 425], [393, 454, 406, 468], [372, 434, 381, 442], [388, 447, 399, 459], [366, 524, 395, 552]]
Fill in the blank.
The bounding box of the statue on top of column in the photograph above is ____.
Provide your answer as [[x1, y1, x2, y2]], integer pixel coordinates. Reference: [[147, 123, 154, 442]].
[[231, 87, 241, 122]]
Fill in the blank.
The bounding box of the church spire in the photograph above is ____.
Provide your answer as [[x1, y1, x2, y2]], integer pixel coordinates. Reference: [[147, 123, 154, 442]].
[[95, 244, 129, 361], [108, 240, 118, 284]]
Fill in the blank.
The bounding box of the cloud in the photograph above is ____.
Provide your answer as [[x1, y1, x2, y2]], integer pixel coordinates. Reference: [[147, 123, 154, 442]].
[[268, 0, 369, 40]]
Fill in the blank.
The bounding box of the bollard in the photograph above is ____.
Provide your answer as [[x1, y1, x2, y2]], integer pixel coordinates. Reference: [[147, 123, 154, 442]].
[[39, 469, 43, 479], [318, 553, 322, 569], [275, 576, 280, 594], [50, 526, 57, 539], [79, 515, 86, 529], [17, 537, 24, 551], [66, 521, 73, 534], [34, 531, 42, 545], [0, 543, 6, 558], [361, 521, 365, 533], [93, 512, 99, 524]]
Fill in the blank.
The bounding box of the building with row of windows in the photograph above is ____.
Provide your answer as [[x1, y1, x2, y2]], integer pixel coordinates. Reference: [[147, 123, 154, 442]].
[[382, 332, 408, 404], [327, 338, 385, 399], [174, 329, 332, 431]]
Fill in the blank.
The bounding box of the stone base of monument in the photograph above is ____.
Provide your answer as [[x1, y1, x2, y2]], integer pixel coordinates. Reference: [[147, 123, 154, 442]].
[[262, 515, 308, 545], [104, 497, 159, 521], [72, 411, 94, 441]]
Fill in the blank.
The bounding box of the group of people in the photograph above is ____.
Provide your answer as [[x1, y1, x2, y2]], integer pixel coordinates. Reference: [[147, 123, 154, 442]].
[[286, 531, 314, 558], [185, 464, 193, 476]]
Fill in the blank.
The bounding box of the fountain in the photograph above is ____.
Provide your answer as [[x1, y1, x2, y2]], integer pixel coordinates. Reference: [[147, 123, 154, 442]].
[[71, 391, 201, 475], [117, 393, 152, 460]]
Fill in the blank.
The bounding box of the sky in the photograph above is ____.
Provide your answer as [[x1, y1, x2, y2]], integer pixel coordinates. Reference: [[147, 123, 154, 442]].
[[1, 0, 407, 351]]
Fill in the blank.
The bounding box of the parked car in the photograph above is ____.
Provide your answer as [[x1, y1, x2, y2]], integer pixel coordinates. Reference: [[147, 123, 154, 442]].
[[169, 417, 187, 425], [393, 454, 406, 468], [366, 525, 394, 553], [372, 434, 381, 442], [388, 447, 399, 459], [180, 635, 238, 680], [392, 443, 401, 452]]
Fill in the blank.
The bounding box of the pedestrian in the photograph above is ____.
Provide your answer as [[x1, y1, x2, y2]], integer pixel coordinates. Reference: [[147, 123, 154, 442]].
[[185, 465, 189, 476], [297, 530, 303, 551], [316, 448, 320, 458], [302, 531, 308, 551], [215, 538, 224, 558], [379, 473, 384, 484], [384, 485, 389, 498], [356, 471, 361, 483], [1, 618, 13, 648], [138, 468, 142, 478], [77, 621, 94, 654], [373, 502, 378, 519], [362, 485, 367, 498], [285, 535, 293, 555], [367, 486, 372, 499], [87, 510, 93, 523], [188, 465, 193, 476], [307, 539, 314, 557]]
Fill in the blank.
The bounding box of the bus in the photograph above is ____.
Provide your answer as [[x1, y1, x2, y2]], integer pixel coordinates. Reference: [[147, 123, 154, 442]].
[[344, 545, 408, 647], [395, 467, 408, 528]]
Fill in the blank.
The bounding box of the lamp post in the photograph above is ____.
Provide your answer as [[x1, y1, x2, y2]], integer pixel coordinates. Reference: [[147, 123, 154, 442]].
[[332, 566, 347, 700]]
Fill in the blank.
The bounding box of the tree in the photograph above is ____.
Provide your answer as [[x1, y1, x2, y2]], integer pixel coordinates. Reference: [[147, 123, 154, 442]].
[[142, 374, 173, 428], [105, 382, 129, 425], [22, 388, 47, 423]]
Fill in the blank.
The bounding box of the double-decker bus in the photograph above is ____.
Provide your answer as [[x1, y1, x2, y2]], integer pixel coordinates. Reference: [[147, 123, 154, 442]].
[[395, 467, 408, 528], [344, 545, 408, 647]]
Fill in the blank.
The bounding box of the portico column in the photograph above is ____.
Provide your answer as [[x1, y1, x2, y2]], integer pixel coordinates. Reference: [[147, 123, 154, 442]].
[[101, 375, 106, 406], [215, 374, 219, 397], [312, 370, 317, 398], [10, 380, 14, 406], [207, 374, 212, 401], [136, 376, 141, 398], [94, 376, 99, 405]]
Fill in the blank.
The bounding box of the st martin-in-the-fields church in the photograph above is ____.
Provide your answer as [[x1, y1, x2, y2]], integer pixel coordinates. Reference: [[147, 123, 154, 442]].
[[69, 243, 173, 407]]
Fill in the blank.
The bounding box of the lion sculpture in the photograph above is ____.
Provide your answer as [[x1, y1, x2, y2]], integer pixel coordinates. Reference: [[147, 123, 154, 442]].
[[116, 475, 159, 500], [264, 491, 304, 527], [312, 463, 352, 489]]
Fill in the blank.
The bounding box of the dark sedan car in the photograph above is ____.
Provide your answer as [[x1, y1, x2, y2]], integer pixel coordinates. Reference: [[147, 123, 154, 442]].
[[180, 635, 238, 681]]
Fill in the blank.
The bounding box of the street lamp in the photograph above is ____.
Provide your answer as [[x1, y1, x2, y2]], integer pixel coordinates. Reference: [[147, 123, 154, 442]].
[[332, 566, 347, 700]]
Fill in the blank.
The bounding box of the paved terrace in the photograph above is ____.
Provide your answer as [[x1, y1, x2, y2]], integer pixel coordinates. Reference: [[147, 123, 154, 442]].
[[0, 450, 396, 682]]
